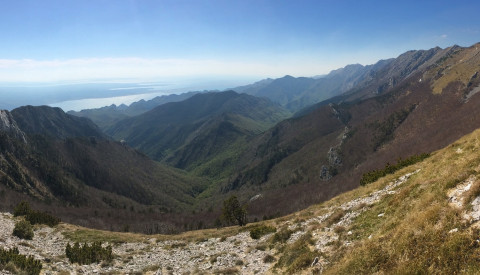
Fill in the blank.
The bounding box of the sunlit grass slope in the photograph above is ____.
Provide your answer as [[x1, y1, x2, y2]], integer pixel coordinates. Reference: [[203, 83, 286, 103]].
[[57, 127, 480, 274]]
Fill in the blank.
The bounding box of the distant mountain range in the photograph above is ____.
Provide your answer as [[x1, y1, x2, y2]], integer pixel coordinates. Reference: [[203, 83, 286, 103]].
[[68, 91, 200, 128], [105, 91, 291, 179], [232, 62, 389, 111], [2, 42, 480, 233]]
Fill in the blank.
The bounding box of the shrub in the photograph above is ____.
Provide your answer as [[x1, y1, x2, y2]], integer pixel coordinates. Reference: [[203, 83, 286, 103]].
[[263, 254, 276, 263], [221, 195, 247, 226], [12, 220, 34, 240], [275, 233, 316, 273], [65, 242, 113, 265], [26, 210, 60, 227], [325, 209, 346, 226], [270, 228, 294, 244], [360, 153, 430, 186], [12, 201, 60, 227], [250, 225, 277, 239], [0, 247, 42, 275], [13, 201, 31, 217]]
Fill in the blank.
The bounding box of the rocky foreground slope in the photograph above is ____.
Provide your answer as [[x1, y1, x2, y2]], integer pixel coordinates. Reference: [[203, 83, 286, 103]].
[[3, 127, 480, 274]]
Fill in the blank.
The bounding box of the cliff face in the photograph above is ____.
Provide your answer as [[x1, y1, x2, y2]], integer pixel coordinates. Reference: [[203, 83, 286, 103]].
[[0, 110, 26, 144]]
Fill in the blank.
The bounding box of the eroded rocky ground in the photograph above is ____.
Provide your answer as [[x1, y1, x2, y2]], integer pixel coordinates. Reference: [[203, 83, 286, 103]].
[[0, 170, 420, 274]]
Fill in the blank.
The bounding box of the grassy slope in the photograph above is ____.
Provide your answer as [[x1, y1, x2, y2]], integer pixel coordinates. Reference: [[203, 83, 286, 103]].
[[57, 126, 480, 274], [324, 128, 480, 274]]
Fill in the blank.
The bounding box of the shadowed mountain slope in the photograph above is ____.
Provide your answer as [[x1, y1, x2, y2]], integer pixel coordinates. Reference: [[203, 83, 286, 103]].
[[2, 43, 480, 235], [106, 91, 291, 176], [68, 91, 200, 129], [0, 106, 208, 233], [12, 105, 105, 140], [233, 62, 390, 111], [4, 127, 480, 274], [225, 43, 480, 220]]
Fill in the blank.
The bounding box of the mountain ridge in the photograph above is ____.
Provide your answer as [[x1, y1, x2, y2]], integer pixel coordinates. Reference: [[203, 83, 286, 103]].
[[3, 126, 480, 274], [2, 42, 480, 235], [106, 91, 292, 171]]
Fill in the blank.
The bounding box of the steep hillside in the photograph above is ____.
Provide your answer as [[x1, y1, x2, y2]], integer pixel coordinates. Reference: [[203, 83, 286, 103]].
[[3, 127, 480, 274], [2, 43, 480, 237], [233, 62, 391, 111], [0, 106, 208, 233], [106, 91, 291, 178], [68, 91, 200, 129], [223, 43, 480, 220], [12, 105, 105, 139]]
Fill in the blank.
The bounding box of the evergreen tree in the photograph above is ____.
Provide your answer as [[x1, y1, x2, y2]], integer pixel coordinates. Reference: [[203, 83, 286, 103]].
[[221, 195, 247, 226]]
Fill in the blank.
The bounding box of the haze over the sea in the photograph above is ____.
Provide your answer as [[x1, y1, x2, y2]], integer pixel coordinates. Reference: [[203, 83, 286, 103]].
[[1, 0, 479, 110]]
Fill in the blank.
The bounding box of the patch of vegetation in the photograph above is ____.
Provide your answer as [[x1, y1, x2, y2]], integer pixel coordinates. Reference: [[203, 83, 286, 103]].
[[263, 254, 276, 263], [274, 233, 316, 274], [12, 220, 34, 240], [464, 179, 480, 207], [13, 201, 31, 217], [360, 153, 430, 186], [444, 171, 473, 190], [325, 209, 346, 226], [13, 201, 60, 227], [229, 148, 291, 189], [0, 247, 42, 275], [65, 242, 113, 265], [270, 227, 294, 244], [26, 210, 60, 227], [221, 195, 247, 226], [370, 105, 416, 150], [62, 228, 144, 244], [324, 131, 480, 274], [249, 225, 276, 239]]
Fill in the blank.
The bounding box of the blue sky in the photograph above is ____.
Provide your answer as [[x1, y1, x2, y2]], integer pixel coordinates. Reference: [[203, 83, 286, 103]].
[[1, 0, 479, 84]]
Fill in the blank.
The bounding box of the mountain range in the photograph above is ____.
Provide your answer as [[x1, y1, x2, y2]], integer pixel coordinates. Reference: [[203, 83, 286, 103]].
[[68, 91, 200, 128], [1, 42, 480, 235]]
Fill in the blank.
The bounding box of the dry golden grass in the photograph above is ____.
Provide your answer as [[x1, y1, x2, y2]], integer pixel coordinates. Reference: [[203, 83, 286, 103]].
[[428, 44, 480, 94], [61, 214, 282, 244], [323, 128, 480, 274], [59, 128, 480, 274]]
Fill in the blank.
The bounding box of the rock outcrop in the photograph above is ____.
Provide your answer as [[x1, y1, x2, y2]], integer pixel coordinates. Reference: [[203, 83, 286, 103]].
[[0, 110, 27, 143]]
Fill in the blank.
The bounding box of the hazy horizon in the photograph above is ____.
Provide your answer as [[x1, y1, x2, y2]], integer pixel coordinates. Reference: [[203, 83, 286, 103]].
[[1, 0, 480, 110]]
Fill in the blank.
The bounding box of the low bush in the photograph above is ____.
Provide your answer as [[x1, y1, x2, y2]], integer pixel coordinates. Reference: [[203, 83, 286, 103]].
[[274, 233, 316, 273], [12, 220, 34, 240], [270, 228, 294, 244], [25, 210, 60, 227], [360, 153, 430, 186], [0, 247, 42, 275], [13, 201, 60, 227], [325, 209, 346, 226], [263, 254, 276, 263], [65, 242, 113, 265], [250, 225, 276, 239], [13, 201, 31, 217]]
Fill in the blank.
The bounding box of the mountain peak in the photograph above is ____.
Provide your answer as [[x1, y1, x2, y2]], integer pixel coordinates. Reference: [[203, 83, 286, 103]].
[[11, 105, 105, 140]]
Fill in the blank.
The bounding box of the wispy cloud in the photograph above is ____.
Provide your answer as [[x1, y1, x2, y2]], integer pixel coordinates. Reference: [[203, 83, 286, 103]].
[[440, 34, 448, 39]]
